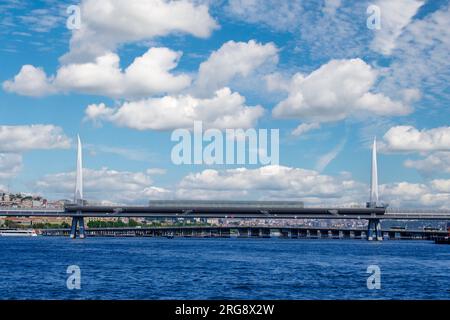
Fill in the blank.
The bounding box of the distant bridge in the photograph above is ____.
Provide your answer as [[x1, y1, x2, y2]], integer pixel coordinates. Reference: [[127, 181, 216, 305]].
[[1, 137, 449, 240]]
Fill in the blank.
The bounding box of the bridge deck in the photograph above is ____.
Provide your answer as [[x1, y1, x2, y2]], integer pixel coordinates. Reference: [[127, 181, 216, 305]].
[[0, 204, 449, 220]]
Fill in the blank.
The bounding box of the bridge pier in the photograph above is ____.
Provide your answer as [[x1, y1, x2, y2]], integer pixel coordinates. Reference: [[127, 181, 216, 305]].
[[69, 217, 77, 238], [69, 214, 86, 239], [367, 218, 382, 241]]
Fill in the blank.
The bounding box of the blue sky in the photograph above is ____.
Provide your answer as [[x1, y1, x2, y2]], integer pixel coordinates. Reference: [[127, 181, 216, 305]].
[[0, 0, 449, 207]]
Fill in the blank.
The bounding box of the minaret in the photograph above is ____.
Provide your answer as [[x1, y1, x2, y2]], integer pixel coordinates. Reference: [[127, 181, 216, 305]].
[[369, 137, 379, 207], [74, 135, 83, 204]]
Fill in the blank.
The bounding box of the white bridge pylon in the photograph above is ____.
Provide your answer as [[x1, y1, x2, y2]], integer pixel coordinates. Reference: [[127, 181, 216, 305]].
[[70, 135, 85, 239], [75, 134, 83, 204], [367, 137, 383, 241], [370, 137, 379, 206]]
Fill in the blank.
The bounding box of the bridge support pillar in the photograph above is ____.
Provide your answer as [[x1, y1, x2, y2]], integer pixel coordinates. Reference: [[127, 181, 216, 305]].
[[70, 217, 77, 239], [79, 216, 86, 239], [367, 218, 382, 241], [69, 213, 86, 239]]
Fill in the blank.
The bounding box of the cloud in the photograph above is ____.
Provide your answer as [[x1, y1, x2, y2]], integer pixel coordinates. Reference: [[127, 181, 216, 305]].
[[292, 123, 321, 137], [0, 125, 71, 152], [194, 40, 279, 96], [226, 0, 303, 32], [381, 126, 450, 152], [0, 125, 70, 187], [84, 102, 115, 123], [56, 48, 191, 98], [272, 59, 411, 123], [18, 7, 65, 33], [5, 40, 277, 101], [378, 4, 450, 103], [146, 168, 167, 175], [31, 163, 450, 208], [177, 165, 366, 204], [2, 65, 56, 97], [226, 0, 447, 103], [323, 0, 342, 15], [370, 0, 424, 55], [176, 165, 450, 208], [315, 137, 346, 172], [35, 167, 170, 203], [0, 153, 22, 180], [4, 48, 191, 99], [265, 72, 292, 92], [86, 144, 157, 162], [431, 179, 450, 193], [62, 0, 218, 63], [227, 0, 369, 60], [404, 152, 450, 175], [85, 87, 264, 130], [380, 181, 450, 208]]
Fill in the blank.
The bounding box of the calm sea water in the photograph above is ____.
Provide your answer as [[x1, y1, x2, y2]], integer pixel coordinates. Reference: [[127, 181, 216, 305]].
[[0, 237, 448, 300]]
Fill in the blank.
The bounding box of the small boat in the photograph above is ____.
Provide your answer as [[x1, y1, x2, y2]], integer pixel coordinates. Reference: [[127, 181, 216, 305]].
[[0, 229, 38, 237]]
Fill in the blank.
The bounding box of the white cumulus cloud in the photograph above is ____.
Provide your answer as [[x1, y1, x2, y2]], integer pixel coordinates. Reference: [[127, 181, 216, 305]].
[[381, 126, 450, 152], [35, 167, 171, 203], [177, 165, 366, 204], [380, 181, 450, 208], [4, 48, 191, 99], [2, 65, 56, 97], [61, 0, 218, 63], [85, 87, 264, 130], [431, 179, 450, 193], [272, 59, 411, 123], [0, 125, 71, 152], [194, 40, 279, 96], [176, 165, 450, 208], [55, 48, 191, 98], [404, 152, 450, 175]]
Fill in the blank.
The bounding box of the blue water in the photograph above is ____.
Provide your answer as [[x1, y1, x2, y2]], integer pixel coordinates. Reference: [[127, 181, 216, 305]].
[[0, 237, 449, 300]]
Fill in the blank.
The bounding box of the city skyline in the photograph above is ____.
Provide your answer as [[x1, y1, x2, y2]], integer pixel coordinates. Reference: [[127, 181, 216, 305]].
[[0, 0, 449, 208]]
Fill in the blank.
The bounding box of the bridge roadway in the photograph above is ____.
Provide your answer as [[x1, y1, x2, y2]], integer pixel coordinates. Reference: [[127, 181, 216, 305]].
[[0, 200, 449, 220]]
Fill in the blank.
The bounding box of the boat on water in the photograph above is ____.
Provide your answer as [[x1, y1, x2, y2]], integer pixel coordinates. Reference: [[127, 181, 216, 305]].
[[0, 229, 38, 237]]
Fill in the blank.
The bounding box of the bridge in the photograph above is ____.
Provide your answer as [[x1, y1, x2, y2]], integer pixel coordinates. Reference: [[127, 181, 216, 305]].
[[1, 136, 449, 240], [1, 205, 449, 220], [40, 225, 448, 240]]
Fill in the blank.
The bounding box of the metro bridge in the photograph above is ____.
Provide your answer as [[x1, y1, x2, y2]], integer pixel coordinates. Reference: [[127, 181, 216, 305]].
[[1, 136, 449, 240], [41, 225, 449, 240], [1, 204, 449, 220]]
